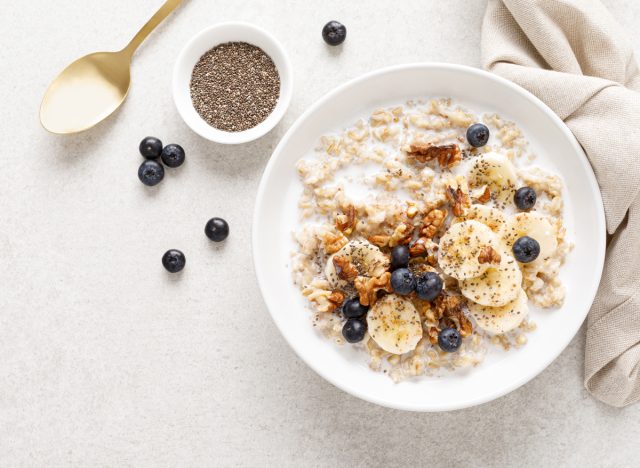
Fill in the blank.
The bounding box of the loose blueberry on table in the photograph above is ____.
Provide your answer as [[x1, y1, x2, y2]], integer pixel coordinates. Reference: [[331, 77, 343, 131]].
[[138, 160, 165, 186], [466, 123, 490, 147], [514, 186, 537, 211], [512, 236, 540, 263], [161, 143, 186, 168], [342, 317, 367, 343], [205, 217, 230, 242], [162, 249, 186, 273], [322, 20, 347, 46], [390, 245, 410, 270], [438, 327, 461, 353], [139, 136, 163, 159], [415, 271, 443, 302], [390, 268, 416, 296], [342, 298, 368, 319]]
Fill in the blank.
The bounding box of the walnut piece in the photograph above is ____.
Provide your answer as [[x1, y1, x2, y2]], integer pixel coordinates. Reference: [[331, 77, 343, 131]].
[[326, 291, 345, 312], [322, 232, 348, 254], [443, 310, 473, 338], [333, 255, 359, 282], [412, 297, 432, 320], [335, 205, 357, 235], [406, 205, 419, 219], [388, 222, 414, 247], [436, 145, 462, 168], [427, 326, 440, 345], [354, 272, 392, 306], [421, 208, 447, 239], [478, 246, 501, 265], [474, 186, 491, 204], [409, 237, 439, 259], [409, 237, 428, 257], [406, 143, 461, 168], [434, 295, 473, 337], [406, 142, 438, 162], [445, 185, 471, 217], [434, 295, 464, 321], [368, 234, 390, 248]]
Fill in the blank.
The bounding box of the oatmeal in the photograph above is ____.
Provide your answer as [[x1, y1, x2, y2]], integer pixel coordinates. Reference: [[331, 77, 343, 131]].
[[292, 98, 570, 382]]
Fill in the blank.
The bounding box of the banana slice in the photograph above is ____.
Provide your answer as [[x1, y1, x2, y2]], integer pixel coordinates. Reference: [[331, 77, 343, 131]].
[[468, 289, 529, 334], [325, 239, 389, 289], [367, 294, 423, 354], [460, 253, 522, 307], [454, 204, 506, 233], [501, 212, 558, 266], [438, 220, 500, 280], [467, 152, 517, 203]]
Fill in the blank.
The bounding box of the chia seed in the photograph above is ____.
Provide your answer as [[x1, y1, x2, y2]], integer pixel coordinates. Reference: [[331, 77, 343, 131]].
[[190, 42, 280, 132]]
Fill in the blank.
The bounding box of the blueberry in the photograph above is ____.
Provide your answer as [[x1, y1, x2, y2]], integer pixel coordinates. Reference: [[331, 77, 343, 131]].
[[138, 160, 164, 186], [390, 245, 410, 270], [390, 268, 416, 295], [342, 318, 367, 343], [466, 123, 490, 147], [162, 249, 186, 273], [415, 272, 443, 301], [342, 298, 368, 319], [512, 236, 540, 263], [139, 136, 163, 159], [514, 187, 537, 211], [438, 327, 461, 352], [205, 217, 229, 242], [161, 144, 185, 168], [322, 20, 347, 46]]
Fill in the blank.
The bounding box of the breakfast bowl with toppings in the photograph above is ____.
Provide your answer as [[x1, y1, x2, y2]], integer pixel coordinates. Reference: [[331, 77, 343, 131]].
[[253, 63, 605, 411]]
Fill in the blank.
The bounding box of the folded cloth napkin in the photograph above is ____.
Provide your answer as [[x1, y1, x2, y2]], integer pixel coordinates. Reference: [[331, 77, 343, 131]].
[[481, 0, 640, 407]]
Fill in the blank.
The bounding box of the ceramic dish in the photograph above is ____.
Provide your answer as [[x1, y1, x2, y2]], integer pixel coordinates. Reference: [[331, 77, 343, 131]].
[[252, 63, 605, 411], [172, 22, 293, 144]]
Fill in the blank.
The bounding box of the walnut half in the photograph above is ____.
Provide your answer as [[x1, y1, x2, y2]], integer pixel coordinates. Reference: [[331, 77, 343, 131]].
[[354, 272, 392, 306], [406, 143, 461, 168], [421, 208, 447, 239], [333, 255, 359, 282]]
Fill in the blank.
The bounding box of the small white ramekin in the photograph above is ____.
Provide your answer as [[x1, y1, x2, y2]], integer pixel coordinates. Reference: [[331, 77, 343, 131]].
[[172, 22, 293, 144]]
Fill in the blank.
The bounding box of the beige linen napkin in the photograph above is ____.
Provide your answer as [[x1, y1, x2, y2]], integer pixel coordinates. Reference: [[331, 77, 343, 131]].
[[481, 0, 640, 407]]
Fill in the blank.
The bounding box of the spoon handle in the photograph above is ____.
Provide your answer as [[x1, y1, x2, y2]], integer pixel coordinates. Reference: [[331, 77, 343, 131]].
[[122, 0, 183, 57]]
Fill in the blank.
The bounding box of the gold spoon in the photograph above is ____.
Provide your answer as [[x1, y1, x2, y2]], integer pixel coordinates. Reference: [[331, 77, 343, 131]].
[[40, 0, 183, 134]]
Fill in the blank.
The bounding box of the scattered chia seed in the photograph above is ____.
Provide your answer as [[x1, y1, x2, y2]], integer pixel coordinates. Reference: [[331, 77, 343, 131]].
[[190, 42, 280, 132]]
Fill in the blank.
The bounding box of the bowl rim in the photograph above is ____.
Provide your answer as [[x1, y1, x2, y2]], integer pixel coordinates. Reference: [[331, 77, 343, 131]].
[[252, 62, 606, 411], [172, 21, 293, 145]]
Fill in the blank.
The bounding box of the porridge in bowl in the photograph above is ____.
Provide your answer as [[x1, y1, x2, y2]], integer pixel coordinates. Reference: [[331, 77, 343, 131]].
[[291, 98, 571, 382]]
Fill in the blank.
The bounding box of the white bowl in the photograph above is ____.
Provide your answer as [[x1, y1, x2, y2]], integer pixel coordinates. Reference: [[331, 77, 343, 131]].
[[252, 63, 606, 412], [172, 22, 293, 144]]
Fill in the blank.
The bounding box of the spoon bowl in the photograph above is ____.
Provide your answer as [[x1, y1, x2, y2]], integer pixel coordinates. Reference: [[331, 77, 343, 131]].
[[40, 52, 131, 134]]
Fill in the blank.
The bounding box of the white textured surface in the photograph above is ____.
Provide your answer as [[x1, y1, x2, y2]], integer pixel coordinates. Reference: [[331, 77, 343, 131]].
[[1, 0, 639, 466]]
